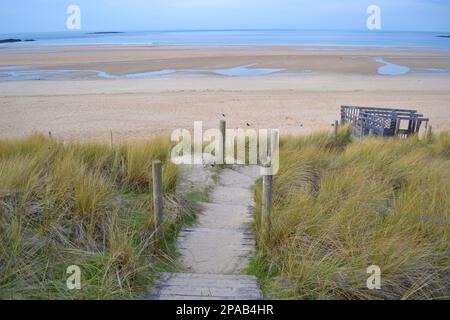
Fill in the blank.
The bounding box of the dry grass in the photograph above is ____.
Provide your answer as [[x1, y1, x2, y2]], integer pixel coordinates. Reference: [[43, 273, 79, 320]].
[[253, 126, 450, 300], [0, 134, 185, 299]]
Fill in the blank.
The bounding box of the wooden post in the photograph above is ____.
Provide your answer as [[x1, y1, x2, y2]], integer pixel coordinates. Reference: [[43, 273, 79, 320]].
[[110, 130, 113, 147], [120, 156, 126, 175], [48, 131, 52, 139], [394, 119, 401, 136], [427, 125, 433, 142], [220, 120, 226, 164], [334, 120, 339, 139], [270, 129, 279, 157], [261, 163, 272, 236], [152, 160, 164, 243], [359, 120, 363, 139], [412, 120, 418, 135], [407, 119, 413, 135]]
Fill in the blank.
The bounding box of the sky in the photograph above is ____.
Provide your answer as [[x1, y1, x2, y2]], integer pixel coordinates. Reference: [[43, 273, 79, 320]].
[[1, 0, 450, 34]]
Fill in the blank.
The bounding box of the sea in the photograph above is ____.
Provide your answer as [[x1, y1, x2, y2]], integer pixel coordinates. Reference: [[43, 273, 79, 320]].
[[1, 29, 450, 52]]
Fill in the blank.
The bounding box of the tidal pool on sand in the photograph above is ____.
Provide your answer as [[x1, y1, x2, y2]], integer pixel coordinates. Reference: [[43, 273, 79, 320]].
[[212, 64, 285, 76], [373, 57, 410, 75], [0, 65, 287, 80]]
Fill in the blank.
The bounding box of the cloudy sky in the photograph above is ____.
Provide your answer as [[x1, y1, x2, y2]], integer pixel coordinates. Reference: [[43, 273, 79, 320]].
[[1, 0, 450, 33]]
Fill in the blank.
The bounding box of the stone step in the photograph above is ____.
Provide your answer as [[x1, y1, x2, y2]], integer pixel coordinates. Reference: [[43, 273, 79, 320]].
[[145, 273, 263, 300]]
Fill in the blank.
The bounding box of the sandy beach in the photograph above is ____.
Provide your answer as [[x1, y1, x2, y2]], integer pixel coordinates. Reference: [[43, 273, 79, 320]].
[[0, 45, 449, 141]]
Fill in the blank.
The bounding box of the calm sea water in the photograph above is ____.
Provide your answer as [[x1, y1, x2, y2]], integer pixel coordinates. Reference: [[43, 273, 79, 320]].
[[1, 30, 450, 52]]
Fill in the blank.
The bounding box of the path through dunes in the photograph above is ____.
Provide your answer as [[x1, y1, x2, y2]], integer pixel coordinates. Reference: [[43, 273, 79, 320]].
[[146, 165, 263, 300]]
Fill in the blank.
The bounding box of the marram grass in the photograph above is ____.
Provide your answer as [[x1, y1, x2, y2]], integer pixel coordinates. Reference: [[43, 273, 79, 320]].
[[0, 134, 185, 299], [252, 126, 450, 300]]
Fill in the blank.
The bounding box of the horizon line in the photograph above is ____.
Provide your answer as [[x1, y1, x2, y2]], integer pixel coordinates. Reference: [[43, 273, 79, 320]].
[[1, 28, 450, 35]]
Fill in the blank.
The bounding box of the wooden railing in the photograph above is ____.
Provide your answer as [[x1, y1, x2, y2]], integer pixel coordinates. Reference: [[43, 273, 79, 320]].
[[341, 105, 429, 137]]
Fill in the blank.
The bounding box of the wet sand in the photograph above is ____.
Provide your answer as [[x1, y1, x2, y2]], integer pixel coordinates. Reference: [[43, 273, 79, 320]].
[[0, 45, 449, 140], [1, 45, 450, 75]]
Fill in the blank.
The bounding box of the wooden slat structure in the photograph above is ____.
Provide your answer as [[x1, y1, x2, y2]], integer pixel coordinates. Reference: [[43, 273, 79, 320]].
[[341, 105, 429, 138], [145, 273, 263, 300]]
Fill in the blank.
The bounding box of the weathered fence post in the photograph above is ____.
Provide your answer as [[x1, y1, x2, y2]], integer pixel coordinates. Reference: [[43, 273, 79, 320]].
[[359, 119, 364, 139], [120, 156, 126, 176], [270, 129, 279, 157], [394, 119, 401, 136], [220, 120, 226, 164], [152, 160, 164, 243], [334, 120, 339, 139], [261, 162, 272, 237], [427, 125, 433, 142]]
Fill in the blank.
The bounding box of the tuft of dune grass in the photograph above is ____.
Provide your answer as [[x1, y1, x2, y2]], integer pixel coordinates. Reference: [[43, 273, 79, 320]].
[[253, 125, 450, 300], [0, 134, 183, 299]]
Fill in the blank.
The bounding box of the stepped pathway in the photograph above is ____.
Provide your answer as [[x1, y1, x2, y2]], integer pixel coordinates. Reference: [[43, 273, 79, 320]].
[[146, 165, 263, 300]]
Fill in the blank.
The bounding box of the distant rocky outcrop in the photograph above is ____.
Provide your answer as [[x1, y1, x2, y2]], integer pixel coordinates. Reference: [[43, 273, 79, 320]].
[[0, 38, 35, 43], [0, 38, 22, 43], [87, 31, 124, 35]]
